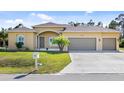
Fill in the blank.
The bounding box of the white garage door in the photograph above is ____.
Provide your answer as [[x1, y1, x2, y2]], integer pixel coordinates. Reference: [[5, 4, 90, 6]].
[[69, 38, 96, 50], [102, 38, 116, 50]]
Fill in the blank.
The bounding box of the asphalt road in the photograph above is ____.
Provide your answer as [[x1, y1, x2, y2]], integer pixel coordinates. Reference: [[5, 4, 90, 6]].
[[1, 73, 124, 81]]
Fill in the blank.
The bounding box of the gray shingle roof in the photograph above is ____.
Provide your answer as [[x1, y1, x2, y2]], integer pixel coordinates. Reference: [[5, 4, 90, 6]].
[[8, 27, 36, 32], [8, 22, 119, 33], [64, 25, 119, 32], [32, 22, 67, 27]]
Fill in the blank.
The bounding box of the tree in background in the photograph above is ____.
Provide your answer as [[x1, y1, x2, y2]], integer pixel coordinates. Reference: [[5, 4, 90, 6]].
[[109, 20, 119, 29], [97, 21, 103, 27], [0, 28, 8, 47], [68, 21, 81, 27], [14, 23, 24, 29], [8, 27, 13, 30], [115, 14, 124, 37], [87, 19, 95, 26], [52, 35, 70, 51], [68, 21, 75, 26]]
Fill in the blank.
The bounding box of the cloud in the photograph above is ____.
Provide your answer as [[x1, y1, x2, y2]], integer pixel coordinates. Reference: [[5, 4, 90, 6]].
[[31, 13, 36, 16], [37, 14, 53, 21], [85, 11, 94, 14], [5, 19, 23, 24], [31, 13, 54, 21]]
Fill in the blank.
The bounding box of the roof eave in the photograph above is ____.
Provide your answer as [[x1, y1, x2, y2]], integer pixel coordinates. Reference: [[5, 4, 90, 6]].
[[8, 31, 36, 33], [32, 26, 65, 28], [63, 31, 120, 33]]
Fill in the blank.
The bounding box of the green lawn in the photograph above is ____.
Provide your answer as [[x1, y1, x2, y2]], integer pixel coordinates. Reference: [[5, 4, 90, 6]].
[[119, 48, 124, 51], [0, 52, 71, 74]]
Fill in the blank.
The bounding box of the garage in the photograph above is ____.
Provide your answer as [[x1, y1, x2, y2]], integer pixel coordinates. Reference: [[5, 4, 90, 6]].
[[69, 38, 96, 50], [102, 38, 116, 50]]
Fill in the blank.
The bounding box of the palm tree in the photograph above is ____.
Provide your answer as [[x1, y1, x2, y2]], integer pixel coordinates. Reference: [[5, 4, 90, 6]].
[[0, 28, 8, 48]]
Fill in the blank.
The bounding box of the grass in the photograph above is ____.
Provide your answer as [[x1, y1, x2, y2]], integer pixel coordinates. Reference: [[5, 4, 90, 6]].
[[119, 48, 124, 51], [0, 52, 71, 74]]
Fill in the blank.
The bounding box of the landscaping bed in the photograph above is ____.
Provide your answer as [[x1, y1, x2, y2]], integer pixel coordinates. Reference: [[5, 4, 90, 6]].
[[0, 52, 71, 74]]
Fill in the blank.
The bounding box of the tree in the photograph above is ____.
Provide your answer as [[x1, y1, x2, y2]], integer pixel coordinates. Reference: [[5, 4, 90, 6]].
[[52, 35, 70, 51], [74, 22, 80, 27], [14, 23, 24, 29], [81, 22, 84, 25], [0, 28, 8, 47], [109, 20, 118, 29], [87, 19, 95, 26], [68, 21, 75, 26], [68, 21, 81, 27], [8, 27, 13, 30], [115, 14, 124, 37], [97, 21, 103, 27]]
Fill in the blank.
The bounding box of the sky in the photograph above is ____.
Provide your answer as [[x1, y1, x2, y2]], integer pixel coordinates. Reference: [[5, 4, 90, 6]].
[[0, 11, 124, 28]]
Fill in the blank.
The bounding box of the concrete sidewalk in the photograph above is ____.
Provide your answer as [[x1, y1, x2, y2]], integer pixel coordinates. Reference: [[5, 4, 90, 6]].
[[1, 73, 124, 81]]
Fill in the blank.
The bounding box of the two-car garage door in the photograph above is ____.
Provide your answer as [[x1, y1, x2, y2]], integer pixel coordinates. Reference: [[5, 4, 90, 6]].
[[68, 38, 116, 51], [69, 38, 96, 50]]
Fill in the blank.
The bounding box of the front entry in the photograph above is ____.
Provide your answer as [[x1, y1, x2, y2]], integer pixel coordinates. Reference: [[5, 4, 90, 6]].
[[39, 37, 44, 48]]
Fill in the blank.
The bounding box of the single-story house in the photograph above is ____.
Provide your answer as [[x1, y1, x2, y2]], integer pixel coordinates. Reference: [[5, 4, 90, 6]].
[[8, 22, 120, 51]]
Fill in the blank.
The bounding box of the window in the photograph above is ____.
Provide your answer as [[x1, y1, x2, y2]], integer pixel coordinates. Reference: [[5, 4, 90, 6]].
[[16, 35, 25, 45], [49, 37, 57, 46]]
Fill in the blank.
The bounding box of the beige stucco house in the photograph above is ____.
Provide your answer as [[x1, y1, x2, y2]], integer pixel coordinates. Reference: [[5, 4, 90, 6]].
[[8, 22, 120, 51]]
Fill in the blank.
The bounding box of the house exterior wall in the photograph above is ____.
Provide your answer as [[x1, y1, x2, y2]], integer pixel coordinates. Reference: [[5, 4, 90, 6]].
[[8, 32, 35, 50], [62, 32, 120, 51], [8, 28, 120, 51]]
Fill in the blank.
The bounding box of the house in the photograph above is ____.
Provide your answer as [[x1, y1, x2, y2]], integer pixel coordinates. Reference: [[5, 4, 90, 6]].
[[8, 22, 120, 51]]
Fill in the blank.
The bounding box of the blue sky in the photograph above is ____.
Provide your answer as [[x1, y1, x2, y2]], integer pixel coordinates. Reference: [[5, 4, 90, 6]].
[[0, 11, 124, 28]]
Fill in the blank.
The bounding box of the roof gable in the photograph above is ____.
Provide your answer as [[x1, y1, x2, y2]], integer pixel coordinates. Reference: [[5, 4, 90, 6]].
[[32, 22, 67, 27]]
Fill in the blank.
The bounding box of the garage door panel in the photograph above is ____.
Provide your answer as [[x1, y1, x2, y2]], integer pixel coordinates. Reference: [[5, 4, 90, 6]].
[[69, 38, 96, 50], [102, 38, 116, 50]]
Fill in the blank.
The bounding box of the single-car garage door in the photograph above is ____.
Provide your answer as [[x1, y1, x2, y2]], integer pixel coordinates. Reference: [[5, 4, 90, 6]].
[[69, 38, 96, 50], [102, 38, 116, 50]]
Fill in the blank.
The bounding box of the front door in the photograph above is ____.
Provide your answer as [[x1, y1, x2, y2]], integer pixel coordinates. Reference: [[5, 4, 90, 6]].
[[39, 37, 44, 48]]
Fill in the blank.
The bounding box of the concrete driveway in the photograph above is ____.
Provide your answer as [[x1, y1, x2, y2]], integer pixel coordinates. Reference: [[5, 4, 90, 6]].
[[60, 51, 124, 73]]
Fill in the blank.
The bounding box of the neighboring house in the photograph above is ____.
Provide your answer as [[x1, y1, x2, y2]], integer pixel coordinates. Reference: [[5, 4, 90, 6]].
[[8, 22, 120, 51]]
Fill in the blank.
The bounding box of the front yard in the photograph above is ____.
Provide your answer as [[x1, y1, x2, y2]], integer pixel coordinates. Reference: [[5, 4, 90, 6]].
[[119, 48, 124, 51], [0, 52, 71, 74]]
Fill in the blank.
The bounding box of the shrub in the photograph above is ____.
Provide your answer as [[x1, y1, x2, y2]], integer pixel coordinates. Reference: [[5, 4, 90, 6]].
[[25, 47, 30, 51], [0, 49, 5, 52], [52, 35, 70, 51], [119, 39, 124, 47], [15, 42, 24, 49]]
